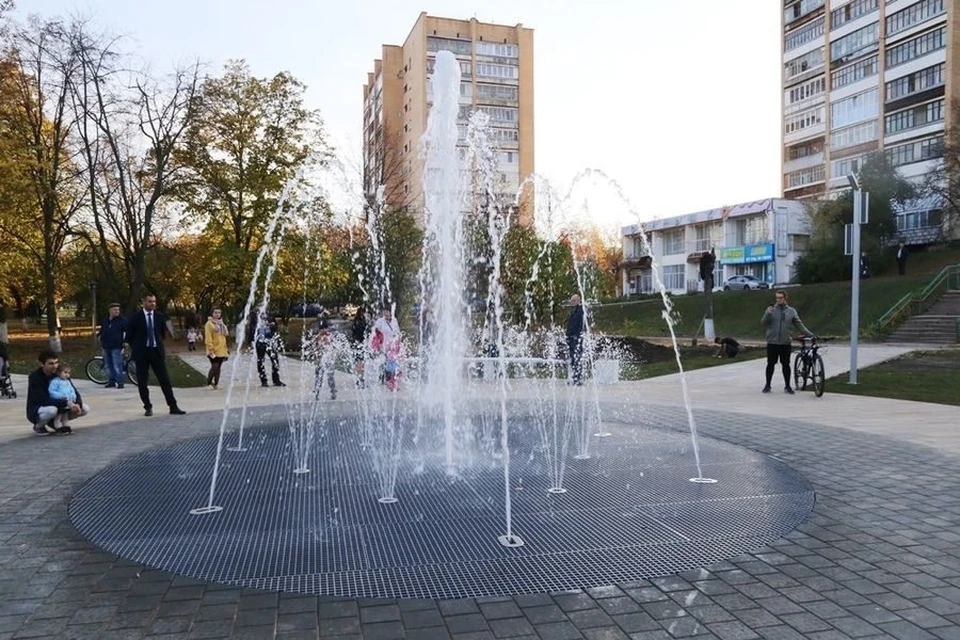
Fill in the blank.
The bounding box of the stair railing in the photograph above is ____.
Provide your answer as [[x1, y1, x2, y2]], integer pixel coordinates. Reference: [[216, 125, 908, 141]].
[[877, 264, 960, 333]]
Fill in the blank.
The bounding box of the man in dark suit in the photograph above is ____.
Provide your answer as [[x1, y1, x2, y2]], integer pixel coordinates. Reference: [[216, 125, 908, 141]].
[[126, 294, 186, 417]]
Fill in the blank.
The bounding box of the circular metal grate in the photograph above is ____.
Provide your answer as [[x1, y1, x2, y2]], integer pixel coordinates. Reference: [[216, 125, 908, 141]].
[[68, 417, 814, 599]]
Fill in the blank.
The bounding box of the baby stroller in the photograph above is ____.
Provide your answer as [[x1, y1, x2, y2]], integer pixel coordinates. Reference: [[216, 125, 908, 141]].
[[0, 343, 15, 399]]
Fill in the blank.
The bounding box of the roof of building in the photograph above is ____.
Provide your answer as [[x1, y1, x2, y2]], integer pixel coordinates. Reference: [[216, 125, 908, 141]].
[[622, 198, 787, 236]]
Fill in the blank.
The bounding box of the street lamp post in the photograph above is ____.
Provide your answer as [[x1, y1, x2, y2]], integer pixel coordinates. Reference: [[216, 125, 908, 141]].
[[845, 175, 868, 385]]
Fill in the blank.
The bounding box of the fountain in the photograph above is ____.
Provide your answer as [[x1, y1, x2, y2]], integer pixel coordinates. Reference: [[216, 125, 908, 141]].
[[68, 50, 814, 600]]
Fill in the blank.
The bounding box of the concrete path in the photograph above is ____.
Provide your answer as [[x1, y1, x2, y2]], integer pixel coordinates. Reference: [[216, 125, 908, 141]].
[[3, 343, 954, 452]]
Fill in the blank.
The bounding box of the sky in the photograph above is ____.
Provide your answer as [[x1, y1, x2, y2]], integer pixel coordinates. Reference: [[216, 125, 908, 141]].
[[18, 0, 783, 226]]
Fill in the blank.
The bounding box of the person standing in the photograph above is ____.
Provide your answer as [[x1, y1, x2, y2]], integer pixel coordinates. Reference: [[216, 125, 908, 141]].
[[350, 308, 368, 387], [204, 308, 230, 390], [371, 306, 401, 387], [254, 311, 285, 387], [760, 290, 814, 394], [896, 241, 908, 276], [98, 302, 127, 389], [566, 294, 586, 386], [26, 350, 88, 435], [126, 294, 186, 416]]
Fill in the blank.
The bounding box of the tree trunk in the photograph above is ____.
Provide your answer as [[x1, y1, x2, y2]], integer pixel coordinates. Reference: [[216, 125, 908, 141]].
[[0, 302, 8, 344], [45, 272, 62, 353]]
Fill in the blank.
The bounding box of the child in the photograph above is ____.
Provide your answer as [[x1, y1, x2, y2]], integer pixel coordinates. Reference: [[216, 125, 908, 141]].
[[48, 363, 79, 433], [383, 339, 403, 392], [186, 326, 200, 352]]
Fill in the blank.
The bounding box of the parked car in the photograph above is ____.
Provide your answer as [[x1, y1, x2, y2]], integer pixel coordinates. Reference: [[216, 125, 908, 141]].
[[723, 275, 770, 291], [289, 302, 324, 318]]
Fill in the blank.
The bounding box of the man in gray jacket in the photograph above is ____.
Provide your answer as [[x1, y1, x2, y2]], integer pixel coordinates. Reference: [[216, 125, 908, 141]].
[[761, 290, 814, 394]]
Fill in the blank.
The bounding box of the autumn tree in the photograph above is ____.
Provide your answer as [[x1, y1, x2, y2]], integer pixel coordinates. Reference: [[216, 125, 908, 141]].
[[69, 25, 200, 313], [921, 102, 960, 241], [174, 60, 328, 308], [0, 17, 86, 351], [794, 152, 915, 284]]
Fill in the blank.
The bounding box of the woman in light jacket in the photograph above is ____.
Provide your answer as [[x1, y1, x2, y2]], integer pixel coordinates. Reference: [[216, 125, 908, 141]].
[[204, 308, 230, 389]]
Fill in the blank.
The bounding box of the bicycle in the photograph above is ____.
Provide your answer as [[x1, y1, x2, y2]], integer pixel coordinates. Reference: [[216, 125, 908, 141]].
[[793, 336, 828, 397], [85, 351, 138, 386]]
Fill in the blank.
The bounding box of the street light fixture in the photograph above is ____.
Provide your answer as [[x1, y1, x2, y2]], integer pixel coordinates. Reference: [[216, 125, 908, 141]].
[[845, 174, 868, 384]]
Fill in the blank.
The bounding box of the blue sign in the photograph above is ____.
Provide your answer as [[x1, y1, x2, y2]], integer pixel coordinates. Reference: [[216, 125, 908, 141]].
[[720, 243, 774, 265]]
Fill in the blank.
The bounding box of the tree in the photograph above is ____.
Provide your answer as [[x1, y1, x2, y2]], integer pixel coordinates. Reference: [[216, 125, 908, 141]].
[[70, 26, 200, 312], [921, 102, 960, 241], [794, 152, 915, 284], [0, 17, 86, 351]]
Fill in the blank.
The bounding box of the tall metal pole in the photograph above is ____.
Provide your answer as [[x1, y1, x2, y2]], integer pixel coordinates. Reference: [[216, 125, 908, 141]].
[[849, 190, 863, 385]]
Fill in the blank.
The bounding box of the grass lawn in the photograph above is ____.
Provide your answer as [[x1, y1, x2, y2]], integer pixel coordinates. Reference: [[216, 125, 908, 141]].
[[608, 337, 767, 380], [593, 274, 930, 341], [827, 349, 960, 406], [4, 332, 208, 388]]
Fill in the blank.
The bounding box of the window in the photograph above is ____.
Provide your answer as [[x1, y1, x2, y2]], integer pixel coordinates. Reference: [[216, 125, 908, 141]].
[[785, 16, 824, 51], [427, 36, 472, 55], [476, 83, 518, 101], [885, 135, 943, 167], [786, 165, 826, 188], [830, 88, 878, 129], [920, 135, 943, 159], [476, 42, 518, 58], [831, 55, 878, 89], [662, 230, 684, 255], [787, 77, 825, 105], [897, 209, 941, 231], [460, 83, 473, 97], [785, 48, 824, 82], [476, 63, 518, 79], [788, 234, 810, 252], [830, 22, 879, 62], [662, 265, 685, 291], [787, 139, 824, 160], [784, 106, 824, 134], [694, 225, 710, 252], [885, 62, 944, 102], [500, 151, 517, 164], [830, 0, 878, 30], [886, 0, 945, 38], [426, 59, 472, 76], [885, 99, 945, 134], [830, 120, 878, 150], [831, 154, 868, 178], [784, 0, 825, 25], [885, 26, 946, 69], [735, 217, 770, 245], [477, 106, 518, 125], [489, 128, 519, 143]]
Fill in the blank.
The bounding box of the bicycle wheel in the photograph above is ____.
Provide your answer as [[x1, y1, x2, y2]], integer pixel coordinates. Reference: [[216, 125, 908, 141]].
[[793, 353, 806, 390], [126, 359, 138, 385], [811, 354, 825, 397], [85, 356, 108, 385]]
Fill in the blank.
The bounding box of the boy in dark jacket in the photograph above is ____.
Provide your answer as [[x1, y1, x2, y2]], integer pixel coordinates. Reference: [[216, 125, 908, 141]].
[[26, 349, 88, 435]]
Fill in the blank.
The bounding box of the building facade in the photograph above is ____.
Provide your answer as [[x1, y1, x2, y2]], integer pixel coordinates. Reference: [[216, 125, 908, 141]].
[[621, 199, 812, 296], [781, 0, 958, 243], [362, 13, 534, 222]]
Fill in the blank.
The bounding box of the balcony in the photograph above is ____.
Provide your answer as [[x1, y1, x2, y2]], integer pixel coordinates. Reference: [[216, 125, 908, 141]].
[[621, 254, 652, 268]]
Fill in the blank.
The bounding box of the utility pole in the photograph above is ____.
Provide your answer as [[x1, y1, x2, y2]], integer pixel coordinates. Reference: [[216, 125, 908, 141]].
[[845, 175, 868, 385]]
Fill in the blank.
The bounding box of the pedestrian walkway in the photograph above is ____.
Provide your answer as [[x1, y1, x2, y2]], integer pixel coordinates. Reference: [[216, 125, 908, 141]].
[[1, 344, 959, 639]]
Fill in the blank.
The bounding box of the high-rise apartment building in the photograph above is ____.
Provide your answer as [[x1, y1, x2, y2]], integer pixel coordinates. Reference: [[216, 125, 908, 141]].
[[362, 13, 534, 222], [781, 0, 958, 242]]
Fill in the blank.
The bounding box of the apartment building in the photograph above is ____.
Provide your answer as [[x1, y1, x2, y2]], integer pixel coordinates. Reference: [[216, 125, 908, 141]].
[[362, 13, 534, 222], [620, 199, 812, 296], [781, 0, 958, 244]]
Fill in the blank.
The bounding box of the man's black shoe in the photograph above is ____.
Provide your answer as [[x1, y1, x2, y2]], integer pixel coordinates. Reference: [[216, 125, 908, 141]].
[[55, 425, 73, 435], [33, 424, 53, 435], [116, 384, 124, 389], [785, 386, 795, 395], [105, 383, 116, 389], [170, 407, 186, 415], [274, 381, 286, 387], [261, 382, 269, 388], [762, 386, 771, 393], [144, 408, 153, 417]]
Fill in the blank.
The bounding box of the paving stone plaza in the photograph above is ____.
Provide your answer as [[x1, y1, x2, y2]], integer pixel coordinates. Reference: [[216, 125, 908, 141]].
[[1, 345, 958, 639]]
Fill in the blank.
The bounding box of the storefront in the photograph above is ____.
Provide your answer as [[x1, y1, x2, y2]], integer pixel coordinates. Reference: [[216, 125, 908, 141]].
[[719, 243, 775, 283]]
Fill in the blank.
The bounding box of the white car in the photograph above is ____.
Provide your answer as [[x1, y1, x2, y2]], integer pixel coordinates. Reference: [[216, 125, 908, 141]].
[[723, 275, 770, 291]]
